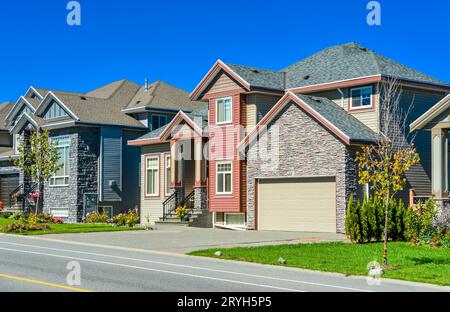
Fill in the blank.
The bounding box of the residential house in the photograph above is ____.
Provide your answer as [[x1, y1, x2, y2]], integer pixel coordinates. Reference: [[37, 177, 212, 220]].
[[0, 80, 203, 222], [130, 42, 450, 233]]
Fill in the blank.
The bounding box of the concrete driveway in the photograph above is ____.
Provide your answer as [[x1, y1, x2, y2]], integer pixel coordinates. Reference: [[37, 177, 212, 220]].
[[39, 224, 346, 254]]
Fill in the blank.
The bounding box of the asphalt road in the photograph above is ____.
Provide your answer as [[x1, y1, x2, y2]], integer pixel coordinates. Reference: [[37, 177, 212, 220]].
[[0, 234, 447, 292]]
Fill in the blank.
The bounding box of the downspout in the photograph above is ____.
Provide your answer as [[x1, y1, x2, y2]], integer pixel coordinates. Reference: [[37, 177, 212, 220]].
[[337, 88, 345, 108]]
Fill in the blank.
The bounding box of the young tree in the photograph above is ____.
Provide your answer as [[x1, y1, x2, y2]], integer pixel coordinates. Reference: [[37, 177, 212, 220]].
[[13, 129, 63, 215], [355, 77, 419, 266]]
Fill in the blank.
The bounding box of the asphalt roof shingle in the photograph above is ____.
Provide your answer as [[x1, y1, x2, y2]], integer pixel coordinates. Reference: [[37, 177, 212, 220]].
[[294, 94, 379, 143], [224, 42, 449, 91]]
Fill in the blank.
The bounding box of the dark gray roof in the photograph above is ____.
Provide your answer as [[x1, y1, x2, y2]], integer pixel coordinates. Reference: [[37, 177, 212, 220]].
[[0, 101, 14, 129], [284, 42, 449, 89], [294, 94, 379, 143], [225, 43, 448, 91], [125, 80, 205, 112], [133, 104, 209, 142], [225, 63, 285, 91]]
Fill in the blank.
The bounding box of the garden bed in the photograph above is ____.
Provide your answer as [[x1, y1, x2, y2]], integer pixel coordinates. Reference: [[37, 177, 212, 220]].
[[0, 217, 143, 235]]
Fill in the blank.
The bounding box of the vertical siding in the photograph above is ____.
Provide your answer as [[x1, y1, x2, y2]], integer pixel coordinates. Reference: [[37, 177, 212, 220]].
[[100, 128, 122, 202], [400, 88, 447, 196], [121, 130, 142, 211], [140, 144, 170, 224]]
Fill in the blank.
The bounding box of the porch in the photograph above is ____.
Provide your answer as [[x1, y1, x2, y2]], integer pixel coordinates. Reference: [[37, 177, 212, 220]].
[[159, 124, 211, 227]]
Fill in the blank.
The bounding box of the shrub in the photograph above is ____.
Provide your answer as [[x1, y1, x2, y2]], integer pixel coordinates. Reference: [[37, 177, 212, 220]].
[[439, 232, 450, 249], [0, 212, 13, 219], [84, 212, 109, 224], [35, 213, 55, 224], [3, 214, 50, 233], [112, 209, 139, 227], [175, 204, 190, 221], [345, 196, 363, 243], [10, 212, 26, 220], [346, 196, 409, 243], [405, 198, 439, 242]]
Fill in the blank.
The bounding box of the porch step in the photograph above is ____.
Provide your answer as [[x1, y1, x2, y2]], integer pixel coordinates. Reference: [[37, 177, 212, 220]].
[[158, 209, 212, 228]]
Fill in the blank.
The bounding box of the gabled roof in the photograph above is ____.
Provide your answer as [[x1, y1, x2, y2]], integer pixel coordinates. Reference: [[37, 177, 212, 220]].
[[129, 105, 209, 146], [192, 43, 449, 100], [284, 42, 449, 89], [124, 80, 205, 113], [10, 112, 44, 134], [410, 94, 450, 131], [0, 101, 14, 130], [238, 91, 379, 150], [225, 64, 286, 91]]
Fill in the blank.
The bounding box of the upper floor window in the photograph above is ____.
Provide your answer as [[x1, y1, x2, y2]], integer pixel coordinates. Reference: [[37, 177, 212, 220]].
[[150, 114, 169, 131], [49, 136, 70, 187], [216, 97, 232, 125], [350, 86, 373, 110]]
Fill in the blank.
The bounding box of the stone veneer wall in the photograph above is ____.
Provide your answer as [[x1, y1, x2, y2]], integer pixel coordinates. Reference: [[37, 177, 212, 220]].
[[246, 102, 359, 233], [43, 127, 99, 223]]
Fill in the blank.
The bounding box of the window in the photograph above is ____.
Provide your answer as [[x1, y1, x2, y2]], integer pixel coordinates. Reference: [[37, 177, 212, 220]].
[[216, 97, 232, 124], [49, 136, 70, 187], [49, 208, 69, 218], [350, 86, 373, 109], [165, 155, 171, 196], [146, 156, 159, 196], [98, 206, 113, 219], [225, 213, 245, 227], [216, 162, 232, 194], [150, 114, 169, 131]]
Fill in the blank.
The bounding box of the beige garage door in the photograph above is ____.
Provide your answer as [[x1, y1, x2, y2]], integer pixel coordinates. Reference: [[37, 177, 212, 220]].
[[258, 177, 336, 232]]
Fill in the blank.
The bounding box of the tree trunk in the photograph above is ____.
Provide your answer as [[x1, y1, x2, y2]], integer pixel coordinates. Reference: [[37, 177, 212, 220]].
[[383, 191, 390, 266], [35, 181, 41, 215]]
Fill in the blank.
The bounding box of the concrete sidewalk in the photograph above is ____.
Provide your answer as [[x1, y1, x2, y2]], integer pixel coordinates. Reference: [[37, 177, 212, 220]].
[[39, 225, 346, 253]]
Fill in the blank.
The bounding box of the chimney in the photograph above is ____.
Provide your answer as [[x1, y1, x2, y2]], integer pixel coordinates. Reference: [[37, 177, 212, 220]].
[[144, 78, 149, 92]]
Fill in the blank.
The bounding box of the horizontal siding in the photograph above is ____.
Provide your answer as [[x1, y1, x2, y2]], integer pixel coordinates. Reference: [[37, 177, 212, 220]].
[[205, 72, 242, 95], [208, 94, 242, 212], [140, 144, 170, 224], [306, 86, 380, 133]]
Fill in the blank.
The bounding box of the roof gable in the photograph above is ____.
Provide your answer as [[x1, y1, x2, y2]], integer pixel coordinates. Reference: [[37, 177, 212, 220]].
[[410, 94, 450, 131], [238, 91, 378, 150]]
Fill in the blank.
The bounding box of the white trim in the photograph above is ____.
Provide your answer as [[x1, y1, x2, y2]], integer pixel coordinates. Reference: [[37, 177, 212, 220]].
[[160, 111, 204, 141], [5, 96, 37, 124], [215, 97, 233, 125], [164, 154, 171, 197], [145, 155, 160, 197], [349, 86, 373, 110], [285, 74, 382, 91], [35, 92, 80, 121], [25, 86, 44, 100], [49, 135, 71, 188], [410, 94, 450, 131], [10, 112, 39, 134], [216, 161, 233, 195], [42, 120, 77, 130], [190, 59, 251, 100]]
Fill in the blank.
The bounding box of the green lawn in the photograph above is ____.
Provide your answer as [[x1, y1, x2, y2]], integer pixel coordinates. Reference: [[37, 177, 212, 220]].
[[0, 218, 143, 235], [189, 242, 450, 286]]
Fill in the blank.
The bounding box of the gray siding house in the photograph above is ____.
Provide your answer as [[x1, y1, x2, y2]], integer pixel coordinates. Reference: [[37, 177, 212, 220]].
[[0, 80, 203, 222]]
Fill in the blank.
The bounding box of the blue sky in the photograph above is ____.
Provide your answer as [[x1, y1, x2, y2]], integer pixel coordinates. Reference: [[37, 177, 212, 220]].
[[0, 0, 449, 102]]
